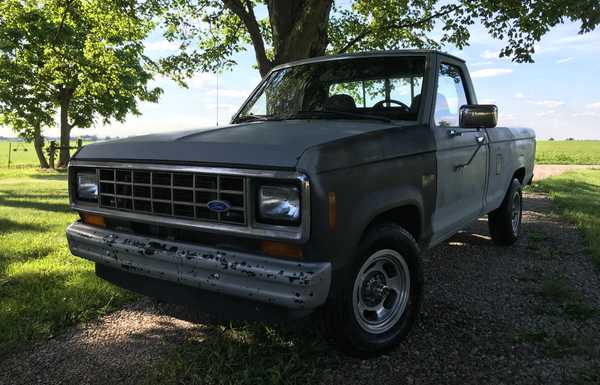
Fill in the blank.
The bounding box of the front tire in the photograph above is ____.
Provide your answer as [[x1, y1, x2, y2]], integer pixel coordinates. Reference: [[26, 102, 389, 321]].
[[322, 223, 423, 358], [488, 178, 523, 245]]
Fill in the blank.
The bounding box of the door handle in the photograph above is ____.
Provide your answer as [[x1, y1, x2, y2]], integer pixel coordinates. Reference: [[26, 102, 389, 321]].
[[455, 135, 486, 171], [448, 129, 462, 137]]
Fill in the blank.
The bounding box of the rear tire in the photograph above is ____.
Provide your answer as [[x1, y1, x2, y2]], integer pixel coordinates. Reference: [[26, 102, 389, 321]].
[[322, 223, 423, 358], [489, 178, 523, 245]]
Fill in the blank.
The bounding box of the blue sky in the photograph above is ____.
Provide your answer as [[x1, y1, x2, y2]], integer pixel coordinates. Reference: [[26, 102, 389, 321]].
[[2, 17, 599, 140]]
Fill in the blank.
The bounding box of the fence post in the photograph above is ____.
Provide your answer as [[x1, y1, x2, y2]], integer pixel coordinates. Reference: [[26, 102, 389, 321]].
[[7, 142, 11, 169], [49, 141, 56, 169]]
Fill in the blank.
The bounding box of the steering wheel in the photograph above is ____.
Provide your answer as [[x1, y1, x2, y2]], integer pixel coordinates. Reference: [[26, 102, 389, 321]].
[[373, 99, 411, 111]]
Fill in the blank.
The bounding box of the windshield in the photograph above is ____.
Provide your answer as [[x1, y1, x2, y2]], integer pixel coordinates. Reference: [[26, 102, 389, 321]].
[[235, 56, 426, 123]]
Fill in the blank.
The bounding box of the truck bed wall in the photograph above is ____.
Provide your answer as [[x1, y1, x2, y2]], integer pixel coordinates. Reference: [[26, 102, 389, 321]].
[[484, 126, 536, 212]]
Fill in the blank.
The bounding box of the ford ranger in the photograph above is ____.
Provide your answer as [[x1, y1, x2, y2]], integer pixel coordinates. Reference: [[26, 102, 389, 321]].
[[66, 50, 536, 357]]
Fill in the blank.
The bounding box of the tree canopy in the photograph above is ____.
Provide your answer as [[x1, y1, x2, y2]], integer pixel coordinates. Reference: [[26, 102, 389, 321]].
[[0, 0, 162, 167], [150, 0, 600, 78]]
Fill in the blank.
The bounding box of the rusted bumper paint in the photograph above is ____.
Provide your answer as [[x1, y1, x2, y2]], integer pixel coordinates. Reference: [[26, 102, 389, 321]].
[[66, 222, 331, 309]]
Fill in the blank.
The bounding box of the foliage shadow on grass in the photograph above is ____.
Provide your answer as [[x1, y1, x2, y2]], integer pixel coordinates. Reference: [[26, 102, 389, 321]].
[[0, 218, 46, 234], [29, 173, 68, 181], [0, 246, 57, 274], [0, 194, 71, 213]]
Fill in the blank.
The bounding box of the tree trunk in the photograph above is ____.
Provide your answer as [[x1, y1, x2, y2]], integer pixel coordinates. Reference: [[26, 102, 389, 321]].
[[57, 87, 73, 168], [267, 0, 333, 67], [33, 124, 49, 169]]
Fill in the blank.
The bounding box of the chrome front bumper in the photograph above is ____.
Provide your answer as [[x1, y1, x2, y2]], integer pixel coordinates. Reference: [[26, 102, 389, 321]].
[[66, 222, 331, 309]]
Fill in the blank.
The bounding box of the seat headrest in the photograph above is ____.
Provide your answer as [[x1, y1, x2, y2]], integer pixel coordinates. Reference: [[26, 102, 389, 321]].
[[324, 94, 356, 111]]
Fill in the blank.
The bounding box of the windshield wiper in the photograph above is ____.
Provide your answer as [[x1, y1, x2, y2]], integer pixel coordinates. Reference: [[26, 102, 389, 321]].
[[233, 114, 281, 123], [287, 110, 391, 123]]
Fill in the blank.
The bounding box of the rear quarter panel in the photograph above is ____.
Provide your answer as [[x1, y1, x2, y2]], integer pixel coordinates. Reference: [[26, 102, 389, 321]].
[[484, 127, 536, 212]]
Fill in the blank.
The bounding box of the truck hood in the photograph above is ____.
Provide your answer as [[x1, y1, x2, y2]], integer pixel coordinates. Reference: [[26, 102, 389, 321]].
[[74, 119, 405, 169]]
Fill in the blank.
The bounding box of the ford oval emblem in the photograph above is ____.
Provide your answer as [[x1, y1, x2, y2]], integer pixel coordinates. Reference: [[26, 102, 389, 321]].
[[207, 200, 231, 213]]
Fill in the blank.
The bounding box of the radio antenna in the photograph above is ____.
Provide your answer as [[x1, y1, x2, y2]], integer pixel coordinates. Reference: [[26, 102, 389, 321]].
[[216, 71, 219, 126]]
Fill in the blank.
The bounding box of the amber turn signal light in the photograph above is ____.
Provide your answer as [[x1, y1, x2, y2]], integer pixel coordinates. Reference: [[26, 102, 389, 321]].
[[260, 241, 303, 258], [81, 213, 106, 228]]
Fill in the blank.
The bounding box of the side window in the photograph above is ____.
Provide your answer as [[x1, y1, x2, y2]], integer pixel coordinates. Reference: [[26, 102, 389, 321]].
[[435, 64, 468, 127]]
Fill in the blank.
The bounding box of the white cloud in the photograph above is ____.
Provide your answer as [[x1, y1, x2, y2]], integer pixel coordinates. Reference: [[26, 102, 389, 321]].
[[515, 92, 525, 99], [556, 57, 574, 64], [480, 98, 496, 104], [470, 68, 513, 79], [536, 30, 600, 55], [207, 88, 252, 98], [557, 34, 596, 44], [536, 110, 557, 117], [205, 103, 240, 118], [481, 49, 501, 60], [188, 73, 217, 90], [586, 102, 600, 109], [572, 111, 600, 118], [498, 113, 516, 126], [470, 61, 494, 67], [530, 100, 565, 109], [144, 39, 179, 53], [206, 103, 238, 110]]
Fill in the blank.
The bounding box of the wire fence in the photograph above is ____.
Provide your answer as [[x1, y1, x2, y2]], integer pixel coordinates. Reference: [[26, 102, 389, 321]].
[[1, 139, 83, 169]]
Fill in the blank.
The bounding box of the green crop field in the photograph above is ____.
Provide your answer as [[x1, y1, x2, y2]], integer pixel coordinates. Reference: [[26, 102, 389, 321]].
[[0, 140, 87, 169], [0, 141, 40, 168], [535, 140, 600, 165], [0, 168, 135, 354]]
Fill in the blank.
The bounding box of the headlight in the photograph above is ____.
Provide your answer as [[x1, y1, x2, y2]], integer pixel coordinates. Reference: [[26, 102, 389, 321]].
[[258, 185, 300, 224], [77, 172, 98, 202]]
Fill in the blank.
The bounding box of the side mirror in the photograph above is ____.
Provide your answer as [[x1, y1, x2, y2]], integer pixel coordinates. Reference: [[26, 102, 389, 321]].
[[459, 104, 498, 128]]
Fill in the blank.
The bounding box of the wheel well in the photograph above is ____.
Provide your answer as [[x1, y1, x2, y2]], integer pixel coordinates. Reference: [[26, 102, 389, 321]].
[[513, 167, 526, 184], [363, 205, 421, 242]]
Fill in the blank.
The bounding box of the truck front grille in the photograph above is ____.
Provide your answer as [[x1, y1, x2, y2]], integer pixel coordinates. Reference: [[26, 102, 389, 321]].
[[98, 168, 247, 225]]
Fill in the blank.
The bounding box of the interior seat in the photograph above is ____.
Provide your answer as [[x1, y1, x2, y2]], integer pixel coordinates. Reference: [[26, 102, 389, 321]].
[[324, 94, 356, 112]]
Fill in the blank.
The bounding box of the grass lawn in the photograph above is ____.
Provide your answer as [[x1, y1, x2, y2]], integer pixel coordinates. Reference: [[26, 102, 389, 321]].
[[533, 169, 600, 267], [0, 168, 135, 355], [535, 140, 600, 165]]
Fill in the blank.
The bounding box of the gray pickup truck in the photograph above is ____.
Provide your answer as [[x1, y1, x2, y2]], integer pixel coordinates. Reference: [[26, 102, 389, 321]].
[[67, 50, 535, 356]]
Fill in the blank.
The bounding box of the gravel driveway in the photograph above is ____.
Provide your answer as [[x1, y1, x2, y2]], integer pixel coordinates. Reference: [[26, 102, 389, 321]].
[[1, 173, 599, 384]]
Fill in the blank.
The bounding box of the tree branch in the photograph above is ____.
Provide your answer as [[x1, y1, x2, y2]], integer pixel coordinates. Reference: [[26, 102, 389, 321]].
[[223, 0, 272, 76], [52, 0, 73, 47], [337, 4, 463, 54]]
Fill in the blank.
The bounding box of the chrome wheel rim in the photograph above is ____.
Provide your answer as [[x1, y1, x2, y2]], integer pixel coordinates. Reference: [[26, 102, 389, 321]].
[[352, 249, 410, 334], [511, 192, 522, 235]]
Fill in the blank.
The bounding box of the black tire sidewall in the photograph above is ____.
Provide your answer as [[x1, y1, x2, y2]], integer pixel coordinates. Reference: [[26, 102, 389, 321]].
[[332, 223, 423, 356], [489, 178, 523, 244], [501, 179, 523, 238], [510, 186, 523, 238]]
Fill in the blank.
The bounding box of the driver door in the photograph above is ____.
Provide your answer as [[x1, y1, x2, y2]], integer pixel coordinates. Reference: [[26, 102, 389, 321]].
[[431, 62, 489, 244]]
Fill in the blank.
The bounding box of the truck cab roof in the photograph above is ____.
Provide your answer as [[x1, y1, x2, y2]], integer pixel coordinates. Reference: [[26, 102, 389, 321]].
[[271, 50, 465, 72]]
